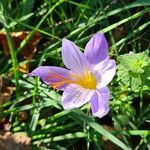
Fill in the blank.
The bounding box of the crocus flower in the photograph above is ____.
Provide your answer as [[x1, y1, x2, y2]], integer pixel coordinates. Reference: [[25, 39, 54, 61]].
[[29, 32, 116, 118]]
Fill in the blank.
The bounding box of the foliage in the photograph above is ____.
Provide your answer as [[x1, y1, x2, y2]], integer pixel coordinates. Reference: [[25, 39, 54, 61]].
[[117, 51, 150, 89], [0, 0, 150, 149]]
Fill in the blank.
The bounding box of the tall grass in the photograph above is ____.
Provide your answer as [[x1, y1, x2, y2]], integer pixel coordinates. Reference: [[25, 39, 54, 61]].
[[0, 0, 150, 149]]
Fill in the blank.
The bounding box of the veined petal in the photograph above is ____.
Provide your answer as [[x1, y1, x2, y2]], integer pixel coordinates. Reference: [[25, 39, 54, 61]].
[[62, 84, 94, 109], [91, 87, 110, 118], [94, 59, 116, 88], [84, 32, 108, 65], [29, 66, 71, 90], [62, 39, 89, 74]]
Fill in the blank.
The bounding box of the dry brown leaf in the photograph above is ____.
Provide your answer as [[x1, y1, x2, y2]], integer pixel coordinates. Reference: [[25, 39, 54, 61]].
[[0, 77, 15, 122], [0, 77, 15, 105], [0, 31, 41, 73], [113, 26, 127, 40], [0, 131, 32, 150], [0, 86, 15, 104], [18, 111, 28, 122], [0, 118, 10, 131]]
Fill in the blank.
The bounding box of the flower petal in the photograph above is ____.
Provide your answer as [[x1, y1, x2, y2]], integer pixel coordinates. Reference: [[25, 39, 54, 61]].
[[62, 39, 89, 74], [84, 32, 108, 65], [94, 59, 116, 88], [91, 87, 110, 118], [29, 66, 71, 89], [62, 84, 94, 109]]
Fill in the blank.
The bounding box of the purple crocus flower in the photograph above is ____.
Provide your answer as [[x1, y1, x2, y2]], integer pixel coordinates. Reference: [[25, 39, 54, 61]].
[[29, 33, 116, 118]]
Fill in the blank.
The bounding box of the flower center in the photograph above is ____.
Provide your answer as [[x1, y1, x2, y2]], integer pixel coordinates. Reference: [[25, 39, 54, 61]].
[[49, 69, 97, 90], [72, 69, 97, 90]]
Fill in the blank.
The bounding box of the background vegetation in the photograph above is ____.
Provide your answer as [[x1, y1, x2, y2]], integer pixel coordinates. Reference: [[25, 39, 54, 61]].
[[0, 0, 150, 149]]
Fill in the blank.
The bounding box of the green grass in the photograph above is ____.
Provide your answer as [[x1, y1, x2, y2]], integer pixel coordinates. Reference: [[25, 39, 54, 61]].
[[0, 0, 150, 149]]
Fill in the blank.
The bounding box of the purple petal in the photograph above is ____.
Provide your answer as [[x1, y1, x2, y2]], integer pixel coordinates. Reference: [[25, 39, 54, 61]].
[[84, 32, 108, 65], [62, 39, 89, 75], [91, 87, 110, 118], [62, 84, 94, 109], [29, 66, 71, 90], [94, 59, 116, 88]]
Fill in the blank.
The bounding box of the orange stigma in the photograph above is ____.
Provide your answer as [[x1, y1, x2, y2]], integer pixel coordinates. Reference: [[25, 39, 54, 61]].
[[49, 68, 97, 90], [48, 73, 73, 89]]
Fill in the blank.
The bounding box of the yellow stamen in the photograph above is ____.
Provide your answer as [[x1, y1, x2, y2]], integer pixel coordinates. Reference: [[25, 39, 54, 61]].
[[71, 69, 97, 89]]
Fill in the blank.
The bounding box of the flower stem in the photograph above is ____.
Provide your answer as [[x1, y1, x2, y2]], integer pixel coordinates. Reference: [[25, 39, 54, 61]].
[[86, 105, 91, 150]]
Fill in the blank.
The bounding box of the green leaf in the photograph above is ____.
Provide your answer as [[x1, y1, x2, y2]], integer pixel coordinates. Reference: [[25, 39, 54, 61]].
[[29, 110, 40, 134], [117, 51, 150, 90], [117, 51, 149, 74], [70, 109, 130, 150], [135, 0, 150, 5], [113, 115, 130, 130], [33, 132, 87, 144]]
